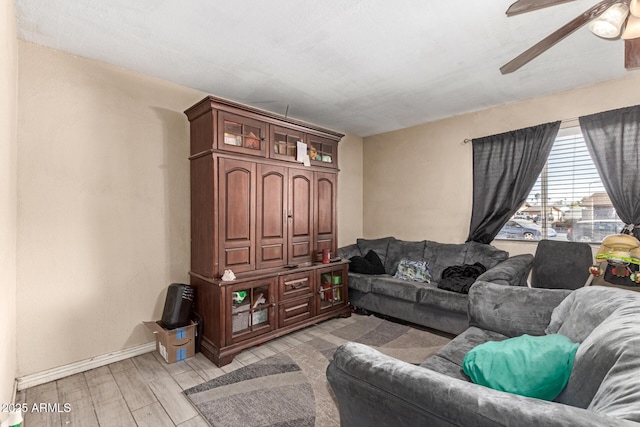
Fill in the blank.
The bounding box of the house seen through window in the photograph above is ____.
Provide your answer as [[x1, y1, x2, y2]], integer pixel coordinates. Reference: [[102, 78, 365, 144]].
[[496, 124, 622, 243]]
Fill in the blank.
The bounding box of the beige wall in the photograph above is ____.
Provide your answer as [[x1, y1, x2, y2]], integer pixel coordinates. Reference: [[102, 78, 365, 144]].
[[364, 73, 640, 258], [16, 41, 364, 376], [17, 41, 205, 375], [1, 0, 18, 408], [338, 133, 364, 247]]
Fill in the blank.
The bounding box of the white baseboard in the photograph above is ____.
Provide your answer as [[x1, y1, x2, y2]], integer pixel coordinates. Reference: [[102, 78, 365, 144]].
[[16, 342, 156, 391]]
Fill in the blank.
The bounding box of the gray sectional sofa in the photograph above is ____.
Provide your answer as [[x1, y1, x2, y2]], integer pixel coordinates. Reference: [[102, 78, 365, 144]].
[[327, 282, 640, 427], [339, 237, 533, 335]]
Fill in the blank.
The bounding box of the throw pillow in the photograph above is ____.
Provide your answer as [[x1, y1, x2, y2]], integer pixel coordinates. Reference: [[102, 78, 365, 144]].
[[349, 250, 386, 275], [462, 334, 579, 401], [393, 259, 431, 282]]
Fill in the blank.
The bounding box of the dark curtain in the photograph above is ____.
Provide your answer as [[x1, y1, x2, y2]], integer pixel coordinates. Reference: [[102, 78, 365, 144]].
[[467, 121, 560, 243], [579, 105, 640, 240]]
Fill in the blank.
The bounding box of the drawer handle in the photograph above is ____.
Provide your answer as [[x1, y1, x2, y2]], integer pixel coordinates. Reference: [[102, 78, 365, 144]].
[[287, 303, 309, 312], [288, 279, 308, 289]]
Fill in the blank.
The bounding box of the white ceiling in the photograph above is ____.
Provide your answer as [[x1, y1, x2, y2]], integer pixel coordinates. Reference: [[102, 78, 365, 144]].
[[13, 0, 639, 136]]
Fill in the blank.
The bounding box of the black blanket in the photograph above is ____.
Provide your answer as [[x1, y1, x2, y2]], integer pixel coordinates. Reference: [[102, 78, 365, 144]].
[[437, 262, 486, 294], [349, 250, 386, 275]]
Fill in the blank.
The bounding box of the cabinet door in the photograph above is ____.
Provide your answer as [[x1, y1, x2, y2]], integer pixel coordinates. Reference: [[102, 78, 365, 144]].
[[228, 278, 276, 344], [288, 168, 314, 265], [217, 112, 267, 157], [316, 264, 348, 315], [256, 164, 288, 270], [219, 158, 256, 275], [270, 125, 305, 163], [307, 134, 338, 169], [314, 172, 337, 262]]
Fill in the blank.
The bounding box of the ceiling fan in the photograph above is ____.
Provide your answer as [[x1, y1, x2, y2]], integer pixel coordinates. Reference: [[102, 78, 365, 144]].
[[501, 0, 640, 73]]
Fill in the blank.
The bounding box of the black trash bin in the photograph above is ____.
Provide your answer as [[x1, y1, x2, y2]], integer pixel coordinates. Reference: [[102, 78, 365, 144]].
[[161, 283, 194, 329]]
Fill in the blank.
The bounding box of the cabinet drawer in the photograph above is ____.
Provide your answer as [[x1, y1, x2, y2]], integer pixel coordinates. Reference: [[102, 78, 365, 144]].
[[279, 296, 314, 328], [279, 270, 314, 300]]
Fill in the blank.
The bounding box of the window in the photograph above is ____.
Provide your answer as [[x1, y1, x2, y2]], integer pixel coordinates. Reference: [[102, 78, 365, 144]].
[[496, 123, 622, 243]]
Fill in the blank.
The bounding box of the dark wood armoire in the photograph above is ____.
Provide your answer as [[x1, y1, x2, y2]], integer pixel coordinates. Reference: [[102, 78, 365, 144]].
[[185, 96, 350, 366]]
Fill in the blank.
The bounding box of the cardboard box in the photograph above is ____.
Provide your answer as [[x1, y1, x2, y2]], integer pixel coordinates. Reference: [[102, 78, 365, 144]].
[[144, 320, 196, 363]]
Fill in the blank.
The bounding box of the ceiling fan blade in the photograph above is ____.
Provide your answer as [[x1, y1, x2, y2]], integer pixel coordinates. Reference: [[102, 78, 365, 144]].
[[506, 0, 577, 17], [501, 0, 619, 74], [625, 38, 640, 69], [631, 0, 640, 17]]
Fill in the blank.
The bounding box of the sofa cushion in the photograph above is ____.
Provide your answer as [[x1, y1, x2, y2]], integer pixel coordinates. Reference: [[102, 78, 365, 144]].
[[348, 273, 378, 294], [551, 287, 640, 421], [338, 243, 361, 260], [393, 259, 432, 282], [584, 306, 640, 422], [423, 241, 467, 280], [417, 283, 469, 313], [463, 241, 509, 270], [357, 237, 395, 266], [462, 334, 578, 401], [545, 286, 639, 343], [384, 239, 427, 274], [419, 354, 469, 381], [421, 326, 508, 381], [470, 281, 571, 338], [475, 254, 533, 288], [370, 277, 427, 302]]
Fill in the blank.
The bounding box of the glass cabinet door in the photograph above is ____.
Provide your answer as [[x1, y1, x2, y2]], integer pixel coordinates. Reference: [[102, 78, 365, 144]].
[[270, 125, 305, 162], [218, 112, 267, 157], [228, 278, 276, 344], [307, 135, 338, 168], [316, 264, 348, 314]]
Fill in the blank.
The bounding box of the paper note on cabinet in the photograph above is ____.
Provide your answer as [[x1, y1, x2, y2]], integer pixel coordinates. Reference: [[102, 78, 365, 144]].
[[296, 141, 307, 163]]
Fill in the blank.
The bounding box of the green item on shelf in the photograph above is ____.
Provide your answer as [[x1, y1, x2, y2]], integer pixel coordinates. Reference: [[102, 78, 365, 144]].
[[232, 291, 247, 304], [332, 275, 342, 285]]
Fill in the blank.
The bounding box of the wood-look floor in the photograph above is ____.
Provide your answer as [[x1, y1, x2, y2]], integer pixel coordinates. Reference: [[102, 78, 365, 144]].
[[16, 316, 356, 427]]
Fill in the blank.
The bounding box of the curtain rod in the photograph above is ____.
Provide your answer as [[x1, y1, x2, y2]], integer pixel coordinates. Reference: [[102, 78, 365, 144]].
[[462, 117, 581, 144]]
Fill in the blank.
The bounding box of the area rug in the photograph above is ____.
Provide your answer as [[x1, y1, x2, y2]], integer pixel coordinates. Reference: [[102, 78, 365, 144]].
[[184, 315, 451, 427]]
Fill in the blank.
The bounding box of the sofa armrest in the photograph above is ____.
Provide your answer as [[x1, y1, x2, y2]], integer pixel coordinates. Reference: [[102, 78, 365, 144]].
[[468, 281, 572, 337], [327, 342, 629, 427], [338, 243, 361, 260], [476, 254, 534, 287]]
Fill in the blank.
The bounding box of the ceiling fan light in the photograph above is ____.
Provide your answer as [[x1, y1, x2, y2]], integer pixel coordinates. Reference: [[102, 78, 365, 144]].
[[588, 3, 629, 38], [623, 14, 640, 39], [631, 0, 640, 18]]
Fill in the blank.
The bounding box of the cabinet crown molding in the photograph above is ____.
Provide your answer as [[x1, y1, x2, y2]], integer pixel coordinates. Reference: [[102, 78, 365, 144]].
[[185, 95, 344, 140]]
